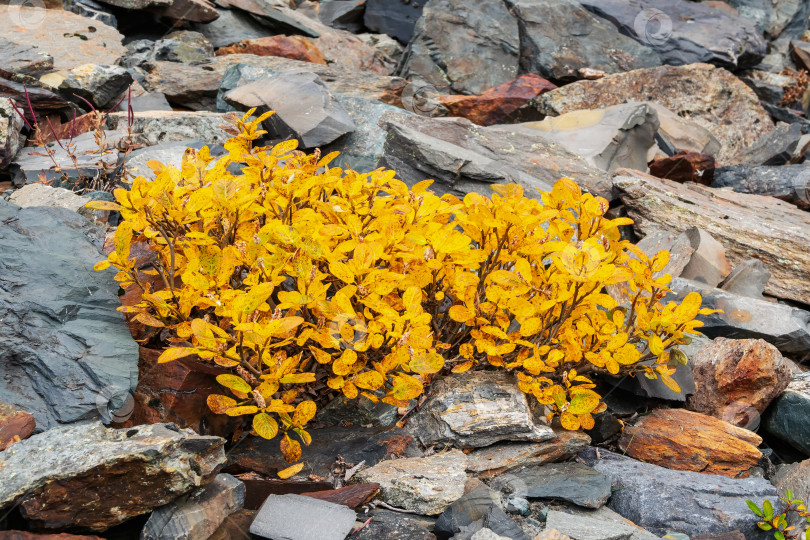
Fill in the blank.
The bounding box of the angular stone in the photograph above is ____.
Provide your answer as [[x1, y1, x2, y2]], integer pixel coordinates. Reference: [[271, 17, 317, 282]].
[[535, 531, 574, 540], [94, 0, 169, 10], [518, 102, 659, 173], [149, 0, 219, 23], [0, 39, 53, 79], [763, 372, 810, 456], [580, 448, 778, 537], [0, 77, 70, 120], [151, 31, 215, 64], [318, 0, 366, 33], [666, 277, 810, 356], [0, 8, 125, 71], [398, 0, 519, 95], [465, 430, 591, 477], [687, 338, 792, 426], [410, 371, 554, 448], [0, 97, 24, 169], [207, 509, 257, 540], [217, 0, 322, 36], [434, 480, 529, 540], [223, 71, 355, 148], [544, 510, 643, 540], [635, 229, 695, 279], [648, 103, 721, 157], [552, 506, 662, 540], [0, 423, 225, 531], [352, 509, 436, 540], [584, 412, 623, 445], [504, 0, 660, 82], [579, 0, 766, 70], [648, 151, 715, 185], [728, 0, 810, 40], [0, 402, 35, 452], [106, 111, 231, 146], [718, 260, 771, 299], [364, 0, 424, 43], [772, 459, 810, 529], [249, 494, 356, 540], [711, 164, 810, 210], [192, 8, 269, 48], [0, 534, 103, 540], [63, 0, 118, 28], [58, 64, 133, 109], [618, 408, 762, 478], [314, 28, 395, 76], [728, 122, 807, 166], [7, 183, 98, 220], [492, 463, 612, 509], [356, 450, 468, 515], [791, 39, 810, 71], [436, 75, 556, 126], [614, 172, 810, 304], [538, 64, 775, 162], [141, 474, 246, 540], [0, 202, 138, 429], [679, 227, 732, 287], [216, 35, 327, 64], [301, 483, 380, 509], [378, 113, 613, 200]]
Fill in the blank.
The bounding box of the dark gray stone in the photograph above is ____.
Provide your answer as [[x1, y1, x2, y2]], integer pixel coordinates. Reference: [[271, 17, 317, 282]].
[[728, 0, 810, 39], [762, 102, 810, 132], [435, 482, 528, 540], [223, 71, 355, 148], [141, 474, 246, 540], [730, 122, 806, 166], [0, 422, 226, 531], [410, 371, 554, 448], [219, 0, 322, 37], [63, 0, 118, 28], [763, 372, 810, 456], [353, 509, 436, 540], [666, 277, 810, 356], [319, 0, 366, 33], [579, 0, 767, 70], [191, 8, 269, 48], [578, 448, 778, 538], [59, 64, 133, 109], [492, 463, 612, 509], [398, 0, 519, 95], [316, 393, 398, 428], [712, 163, 810, 210], [504, 0, 661, 82], [364, 0, 424, 43], [0, 202, 138, 430], [584, 412, 622, 444], [0, 38, 54, 78], [249, 494, 357, 540]]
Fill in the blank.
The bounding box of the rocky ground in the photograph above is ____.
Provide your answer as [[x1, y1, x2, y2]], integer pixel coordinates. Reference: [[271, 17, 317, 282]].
[[2, 0, 810, 540]]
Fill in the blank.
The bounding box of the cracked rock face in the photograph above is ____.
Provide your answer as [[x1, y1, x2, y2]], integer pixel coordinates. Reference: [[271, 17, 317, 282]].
[[0, 423, 226, 531]]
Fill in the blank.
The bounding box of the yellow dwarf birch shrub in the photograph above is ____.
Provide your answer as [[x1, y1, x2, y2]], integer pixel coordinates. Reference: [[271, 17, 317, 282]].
[[90, 110, 714, 463]]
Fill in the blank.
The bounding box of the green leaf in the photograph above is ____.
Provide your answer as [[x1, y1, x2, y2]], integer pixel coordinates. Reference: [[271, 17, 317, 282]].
[[763, 499, 774, 521], [758, 523, 772, 531], [786, 489, 794, 500], [746, 500, 763, 517], [774, 531, 785, 540]]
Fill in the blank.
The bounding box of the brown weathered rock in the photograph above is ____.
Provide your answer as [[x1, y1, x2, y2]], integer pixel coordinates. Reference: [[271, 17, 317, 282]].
[[619, 408, 762, 478], [0, 402, 35, 452], [614, 171, 810, 304], [207, 509, 257, 540], [0, 8, 125, 71], [0, 533, 102, 540], [150, 0, 219, 23], [687, 338, 792, 425], [436, 74, 556, 126], [680, 227, 732, 287], [537, 63, 774, 162], [465, 430, 590, 477], [648, 151, 715, 185], [314, 30, 394, 75], [216, 35, 327, 64], [301, 483, 380, 509], [0, 423, 225, 531], [0, 78, 70, 118], [0, 39, 53, 79]]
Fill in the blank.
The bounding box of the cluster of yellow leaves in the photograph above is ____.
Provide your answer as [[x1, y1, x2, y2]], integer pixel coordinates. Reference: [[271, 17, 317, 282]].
[[91, 110, 715, 462]]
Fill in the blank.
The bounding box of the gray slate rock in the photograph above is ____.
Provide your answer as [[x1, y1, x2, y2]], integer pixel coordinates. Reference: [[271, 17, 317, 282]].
[[0, 97, 24, 168], [364, 0, 424, 43], [249, 494, 357, 540], [728, 122, 807, 166], [59, 64, 134, 109], [666, 277, 810, 356], [398, 0, 519, 95], [517, 102, 660, 173], [223, 71, 356, 148], [191, 7, 269, 48], [504, 0, 661, 82], [0, 38, 54, 78], [544, 510, 635, 540], [763, 372, 810, 456], [352, 509, 436, 540], [152, 31, 214, 63], [63, 0, 118, 28], [435, 482, 528, 540], [141, 474, 245, 540], [579, 0, 767, 70], [411, 371, 554, 448], [712, 164, 810, 210], [579, 448, 778, 538], [718, 259, 771, 300], [0, 201, 138, 430], [0, 422, 226, 531], [492, 463, 612, 509], [318, 0, 366, 33], [7, 183, 102, 222], [728, 0, 810, 40], [107, 111, 231, 146]]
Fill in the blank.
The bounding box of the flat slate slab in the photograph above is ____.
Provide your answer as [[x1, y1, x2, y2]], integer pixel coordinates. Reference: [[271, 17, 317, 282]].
[[250, 494, 357, 540]]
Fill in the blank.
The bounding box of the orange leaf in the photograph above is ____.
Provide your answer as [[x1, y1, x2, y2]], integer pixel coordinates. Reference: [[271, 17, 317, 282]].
[[277, 462, 305, 479]]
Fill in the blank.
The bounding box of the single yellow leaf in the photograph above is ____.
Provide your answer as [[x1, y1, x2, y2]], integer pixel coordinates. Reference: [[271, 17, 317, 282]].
[[158, 347, 198, 364], [253, 412, 279, 439], [216, 374, 253, 394], [280, 434, 302, 463], [207, 394, 237, 414], [226, 405, 259, 416], [292, 400, 317, 426], [277, 462, 305, 479]]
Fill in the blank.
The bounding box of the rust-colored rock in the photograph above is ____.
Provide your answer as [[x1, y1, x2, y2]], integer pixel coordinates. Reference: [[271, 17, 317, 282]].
[[40, 112, 99, 145], [0, 533, 102, 540], [687, 338, 792, 426], [123, 346, 238, 437], [0, 402, 35, 451], [619, 408, 762, 478], [216, 35, 327, 65], [301, 483, 380, 509], [437, 74, 557, 126], [648, 151, 715, 186]]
